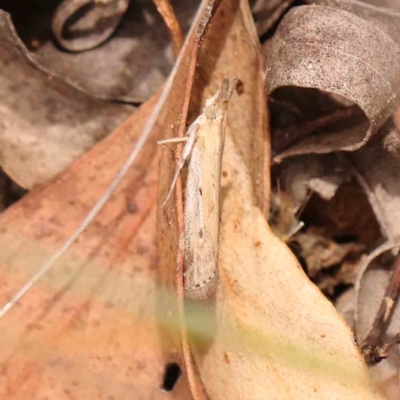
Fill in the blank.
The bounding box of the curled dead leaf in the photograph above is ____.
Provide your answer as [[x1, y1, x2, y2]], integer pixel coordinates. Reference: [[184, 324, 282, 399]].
[[52, 0, 129, 52], [29, 0, 199, 104], [308, 0, 400, 45], [266, 5, 400, 162]]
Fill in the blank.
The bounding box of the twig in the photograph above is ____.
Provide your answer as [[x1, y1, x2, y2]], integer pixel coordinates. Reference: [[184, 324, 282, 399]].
[[263, 90, 271, 218], [362, 250, 400, 364], [273, 104, 362, 154], [153, 0, 184, 58]]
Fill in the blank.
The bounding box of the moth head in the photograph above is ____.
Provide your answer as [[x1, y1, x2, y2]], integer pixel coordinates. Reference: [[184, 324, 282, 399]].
[[203, 77, 238, 119]]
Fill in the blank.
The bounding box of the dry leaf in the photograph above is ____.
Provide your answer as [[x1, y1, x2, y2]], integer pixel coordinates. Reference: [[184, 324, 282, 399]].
[[294, 228, 365, 296], [250, 0, 294, 36], [275, 154, 349, 209], [350, 143, 400, 242], [0, 11, 134, 188], [296, 229, 364, 278], [308, 0, 400, 45], [349, 142, 400, 398], [335, 286, 356, 330], [265, 5, 400, 162], [16, 0, 198, 102], [269, 188, 302, 240], [192, 127, 383, 399], [355, 249, 400, 400], [51, 0, 130, 52], [0, 94, 193, 399]]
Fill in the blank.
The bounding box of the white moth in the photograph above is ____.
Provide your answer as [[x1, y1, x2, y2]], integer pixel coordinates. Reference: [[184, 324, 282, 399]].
[[159, 77, 237, 300]]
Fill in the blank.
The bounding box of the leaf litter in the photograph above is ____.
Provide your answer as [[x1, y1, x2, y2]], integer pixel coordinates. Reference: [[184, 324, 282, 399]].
[[1, 0, 400, 398]]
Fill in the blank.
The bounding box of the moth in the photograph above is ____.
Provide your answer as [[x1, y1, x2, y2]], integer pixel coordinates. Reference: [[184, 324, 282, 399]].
[[159, 77, 237, 300]]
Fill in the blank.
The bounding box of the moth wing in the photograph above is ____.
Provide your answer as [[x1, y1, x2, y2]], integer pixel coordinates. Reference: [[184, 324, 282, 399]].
[[183, 124, 223, 300]]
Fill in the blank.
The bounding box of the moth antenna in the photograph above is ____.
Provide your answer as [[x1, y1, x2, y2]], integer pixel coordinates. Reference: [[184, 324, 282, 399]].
[[161, 124, 200, 207], [228, 77, 239, 98]]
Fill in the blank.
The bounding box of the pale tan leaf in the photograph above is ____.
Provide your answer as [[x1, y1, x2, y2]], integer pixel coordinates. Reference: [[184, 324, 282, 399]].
[[192, 129, 384, 399]]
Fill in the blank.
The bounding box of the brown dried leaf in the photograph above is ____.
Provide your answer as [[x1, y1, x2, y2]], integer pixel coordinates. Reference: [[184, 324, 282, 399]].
[[0, 95, 192, 398], [266, 5, 400, 162], [0, 11, 134, 189]]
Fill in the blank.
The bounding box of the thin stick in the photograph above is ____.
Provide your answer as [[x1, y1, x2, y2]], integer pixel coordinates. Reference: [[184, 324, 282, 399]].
[[172, 1, 221, 399], [273, 105, 362, 154], [362, 250, 400, 364], [263, 87, 271, 218], [152, 0, 184, 58]]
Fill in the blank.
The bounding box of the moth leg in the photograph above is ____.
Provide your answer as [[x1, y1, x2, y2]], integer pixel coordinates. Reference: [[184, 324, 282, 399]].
[[158, 137, 188, 156], [157, 137, 189, 145], [283, 221, 305, 241], [161, 123, 200, 207]]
